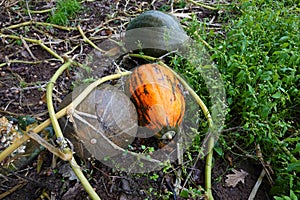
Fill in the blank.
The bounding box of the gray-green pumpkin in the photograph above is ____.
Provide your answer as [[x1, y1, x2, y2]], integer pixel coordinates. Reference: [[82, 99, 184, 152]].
[[58, 84, 138, 160], [125, 10, 189, 57]]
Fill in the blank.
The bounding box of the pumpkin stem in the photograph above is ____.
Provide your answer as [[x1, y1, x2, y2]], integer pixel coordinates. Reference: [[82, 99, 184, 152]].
[[161, 130, 176, 140]]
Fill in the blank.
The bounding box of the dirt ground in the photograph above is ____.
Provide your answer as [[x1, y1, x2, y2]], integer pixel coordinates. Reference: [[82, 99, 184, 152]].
[[0, 0, 271, 199]]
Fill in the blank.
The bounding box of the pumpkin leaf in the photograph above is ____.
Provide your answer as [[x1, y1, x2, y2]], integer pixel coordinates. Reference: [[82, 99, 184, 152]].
[[225, 169, 248, 187]]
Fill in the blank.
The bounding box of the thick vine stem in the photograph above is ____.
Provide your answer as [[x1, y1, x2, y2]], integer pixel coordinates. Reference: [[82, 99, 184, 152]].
[[45, 57, 101, 200], [160, 61, 215, 200], [46, 58, 73, 140], [128, 53, 215, 200]]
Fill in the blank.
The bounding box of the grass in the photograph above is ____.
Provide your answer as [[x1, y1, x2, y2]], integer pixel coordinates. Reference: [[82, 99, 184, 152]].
[[173, 0, 299, 198], [48, 0, 81, 26]]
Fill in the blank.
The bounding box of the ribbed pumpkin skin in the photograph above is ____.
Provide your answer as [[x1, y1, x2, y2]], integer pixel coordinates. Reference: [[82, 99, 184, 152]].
[[127, 64, 185, 138]]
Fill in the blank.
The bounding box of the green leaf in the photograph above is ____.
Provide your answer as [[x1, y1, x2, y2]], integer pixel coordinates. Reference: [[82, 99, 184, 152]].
[[17, 116, 36, 130], [290, 190, 298, 200], [180, 189, 189, 198], [280, 43, 290, 48], [291, 143, 300, 154], [287, 161, 300, 172], [214, 147, 224, 157], [278, 36, 289, 42], [271, 92, 281, 99]]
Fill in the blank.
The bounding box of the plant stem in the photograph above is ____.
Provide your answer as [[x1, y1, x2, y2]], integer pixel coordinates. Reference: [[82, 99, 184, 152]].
[[69, 157, 101, 200], [46, 59, 72, 139], [205, 138, 214, 200], [45, 58, 102, 200], [272, 132, 298, 163], [28, 9, 52, 14], [1, 21, 77, 31], [0, 33, 64, 62], [187, 0, 218, 10], [160, 61, 215, 200], [77, 25, 105, 53]]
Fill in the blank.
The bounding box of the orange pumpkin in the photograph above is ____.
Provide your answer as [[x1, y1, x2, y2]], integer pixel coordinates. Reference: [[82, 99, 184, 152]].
[[127, 63, 185, 139]]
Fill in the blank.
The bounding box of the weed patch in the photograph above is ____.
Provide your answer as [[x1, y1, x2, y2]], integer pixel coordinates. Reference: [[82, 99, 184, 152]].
[[213, 1, 299, 198], [48, 0, 81, 26], [179, 0, 299, 198]]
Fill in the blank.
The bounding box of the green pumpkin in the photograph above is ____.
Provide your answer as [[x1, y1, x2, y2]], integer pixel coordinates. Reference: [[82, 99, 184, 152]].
[[125, 10, 189, 57]]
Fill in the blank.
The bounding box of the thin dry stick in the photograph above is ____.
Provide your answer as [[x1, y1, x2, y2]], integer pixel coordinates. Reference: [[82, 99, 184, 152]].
[[25, 0, 32, 21], [0, 179, 27, 199], [20, 35, 37, 60], [0, 60, 43, 67], [248, 169, 266, 200], [28, 9, 52, 14]]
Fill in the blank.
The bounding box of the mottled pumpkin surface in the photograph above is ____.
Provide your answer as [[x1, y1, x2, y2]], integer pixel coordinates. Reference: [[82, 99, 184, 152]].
[[59, 84, 138, 159], [125, 10, 189, 56], [127, 63, 185, 138]]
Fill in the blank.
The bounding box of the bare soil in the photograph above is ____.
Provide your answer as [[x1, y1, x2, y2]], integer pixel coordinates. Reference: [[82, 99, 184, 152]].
[[0, 1, 271, 199]]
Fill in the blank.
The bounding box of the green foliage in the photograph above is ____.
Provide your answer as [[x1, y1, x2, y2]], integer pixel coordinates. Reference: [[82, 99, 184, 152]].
[[178, 0, 299, 198], [149, 173, 159, 181], [17, 116, 37, 130], [179, 187, 205, 199], [48, 0, 81, 26], [208, 0, 300, 197]]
